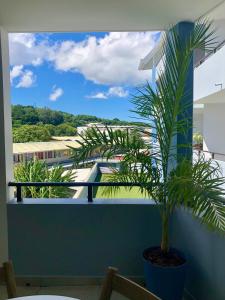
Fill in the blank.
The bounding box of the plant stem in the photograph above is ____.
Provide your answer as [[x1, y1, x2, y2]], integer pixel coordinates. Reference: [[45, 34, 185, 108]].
[[161, 212, 169, 253]]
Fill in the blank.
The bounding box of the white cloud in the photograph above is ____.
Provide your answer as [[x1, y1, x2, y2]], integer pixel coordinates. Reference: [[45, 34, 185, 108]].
[[9, 32, 158, 86], [87, 86, 128, 99], [10, 65, 24, 83], [10, 65, 36, 88], [16, 70, 36, 88], [9, 33, 52, 66], [88, 92, 108, 99], [108, 86, 129, 97], [49, 86, 64, 101], [10, 33, 35, 48], [50, 32, 155, 85]]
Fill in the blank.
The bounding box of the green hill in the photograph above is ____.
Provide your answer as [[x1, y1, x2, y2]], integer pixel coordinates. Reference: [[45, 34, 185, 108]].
[[12, 105, 147, 143], [12, 105, 146, 128]]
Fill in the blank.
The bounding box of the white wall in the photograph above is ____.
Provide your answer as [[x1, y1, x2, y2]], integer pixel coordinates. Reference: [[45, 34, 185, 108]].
[[203, 103, 225, 157], [194, 45, 225, 101], [76, 163, 98, 199]]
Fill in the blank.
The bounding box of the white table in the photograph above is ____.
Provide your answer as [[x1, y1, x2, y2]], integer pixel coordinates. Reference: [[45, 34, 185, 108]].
[[10, 296, 80, 300]]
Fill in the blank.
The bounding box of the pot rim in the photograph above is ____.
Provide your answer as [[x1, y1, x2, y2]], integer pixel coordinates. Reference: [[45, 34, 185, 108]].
[[143, 246, 187, 269]]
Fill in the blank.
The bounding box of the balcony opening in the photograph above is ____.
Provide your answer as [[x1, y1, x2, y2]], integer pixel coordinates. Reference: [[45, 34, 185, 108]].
[[9, 31, 160, 202]]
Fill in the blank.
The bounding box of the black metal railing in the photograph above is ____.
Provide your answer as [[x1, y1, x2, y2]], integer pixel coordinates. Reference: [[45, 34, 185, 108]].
[[195, 149, 225, 160], [8, 181, 143, 203], [195, 39, 225, 68]]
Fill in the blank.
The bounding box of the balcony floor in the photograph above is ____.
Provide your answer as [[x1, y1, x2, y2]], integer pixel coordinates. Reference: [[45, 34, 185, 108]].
[[0, 285, 127, 300]]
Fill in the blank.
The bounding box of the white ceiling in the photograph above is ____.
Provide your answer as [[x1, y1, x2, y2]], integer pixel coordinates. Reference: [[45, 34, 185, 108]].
[[0, 0, 224, 32]]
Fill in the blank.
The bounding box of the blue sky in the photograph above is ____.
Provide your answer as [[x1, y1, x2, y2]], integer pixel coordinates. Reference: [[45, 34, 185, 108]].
[[9, 32, 159, 120]]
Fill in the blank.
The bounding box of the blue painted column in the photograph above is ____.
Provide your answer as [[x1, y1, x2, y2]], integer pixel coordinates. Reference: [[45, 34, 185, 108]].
[[176, 22, 194, 162]]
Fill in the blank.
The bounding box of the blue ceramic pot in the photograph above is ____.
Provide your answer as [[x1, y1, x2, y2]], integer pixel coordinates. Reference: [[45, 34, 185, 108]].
[[143, 247, 187, 300]]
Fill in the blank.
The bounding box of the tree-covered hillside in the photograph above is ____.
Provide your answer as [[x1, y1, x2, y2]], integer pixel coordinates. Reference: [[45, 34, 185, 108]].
[[12, 105, 146, 143], [12, 105, 145, 128]]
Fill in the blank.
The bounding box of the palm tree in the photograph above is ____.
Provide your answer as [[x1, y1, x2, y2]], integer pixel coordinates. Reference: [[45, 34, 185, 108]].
[[71, 20, 225, 254], [14, 159, 75, 198]]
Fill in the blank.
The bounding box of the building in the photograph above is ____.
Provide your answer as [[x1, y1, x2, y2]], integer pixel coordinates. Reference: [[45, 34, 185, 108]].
[[139, 5, 225, 161], [194, 23, 225, 161], [77, 123, 138, 135], [13, 141, 80, 164]]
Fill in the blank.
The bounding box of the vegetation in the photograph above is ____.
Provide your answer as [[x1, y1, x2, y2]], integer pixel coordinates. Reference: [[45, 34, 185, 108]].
[[12, 105, 146, 142], [13, 123, 78, 142], [13, 125, 52, 143], [53, 123, 77, 136], [193, 132, 203, 145], [12, 105, 146, 128], [71, 21, 225, 254], [14, 160, 75, 198]]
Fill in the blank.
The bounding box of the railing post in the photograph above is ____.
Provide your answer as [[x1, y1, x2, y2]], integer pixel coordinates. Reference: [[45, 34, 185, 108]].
[[88, 185, 93, 203], [17, 186, 22, 202]]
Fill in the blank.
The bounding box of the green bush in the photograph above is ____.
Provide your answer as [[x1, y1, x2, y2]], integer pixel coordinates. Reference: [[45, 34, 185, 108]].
[[54, 123, 77, 136], [13, 125, 51, 143]]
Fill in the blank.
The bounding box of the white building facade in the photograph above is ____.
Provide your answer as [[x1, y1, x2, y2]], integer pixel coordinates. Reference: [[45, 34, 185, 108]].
[[139, 4, 225, 161], [194, 32, 225, 160]]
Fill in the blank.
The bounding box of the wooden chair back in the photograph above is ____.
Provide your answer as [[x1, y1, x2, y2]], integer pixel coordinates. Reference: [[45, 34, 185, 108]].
[[0, 261, 17, 298], [99, 267, 161, 300]]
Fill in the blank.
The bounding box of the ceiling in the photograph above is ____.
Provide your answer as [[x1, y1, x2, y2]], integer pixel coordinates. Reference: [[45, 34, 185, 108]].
[[0, 0, 224, 32]]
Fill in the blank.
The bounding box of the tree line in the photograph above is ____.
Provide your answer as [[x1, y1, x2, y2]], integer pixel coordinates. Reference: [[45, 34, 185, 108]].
[[12, 105, 146, 143], [12, 105, 145, 127]]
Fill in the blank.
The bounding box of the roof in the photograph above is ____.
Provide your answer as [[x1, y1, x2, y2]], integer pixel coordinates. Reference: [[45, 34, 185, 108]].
[[13, 141, 80, 154], [51, 136, 80, 141], [195, 88, 225, 104], [0, 0, 221, 32]]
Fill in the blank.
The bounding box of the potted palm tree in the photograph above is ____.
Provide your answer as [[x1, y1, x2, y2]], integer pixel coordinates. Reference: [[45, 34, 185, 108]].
[[71, 21, 225, 300]]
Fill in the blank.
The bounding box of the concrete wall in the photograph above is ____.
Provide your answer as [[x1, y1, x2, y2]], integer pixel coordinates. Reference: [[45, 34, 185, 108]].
[[7, 200, 160, 279], [171, 209, 225, 300], [76, 162, 121, 199], [76, 163, 99, 198], [203, 103, 225, 157]]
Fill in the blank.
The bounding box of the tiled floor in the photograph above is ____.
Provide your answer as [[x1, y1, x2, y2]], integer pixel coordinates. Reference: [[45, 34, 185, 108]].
[[0, 285, 127, 300]]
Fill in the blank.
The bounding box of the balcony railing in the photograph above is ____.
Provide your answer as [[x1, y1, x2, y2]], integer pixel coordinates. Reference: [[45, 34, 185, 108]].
[[195, 39, 225, 68], [8, 181, 143, 203], [196, 149, 225, 160]]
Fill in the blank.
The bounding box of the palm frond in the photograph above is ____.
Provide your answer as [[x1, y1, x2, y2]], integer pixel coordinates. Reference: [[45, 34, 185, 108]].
[[14, 160, 75, 198], [167, 158, 225, 231], [98, 162, 161, 201], [70, 126, 147, 164]]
